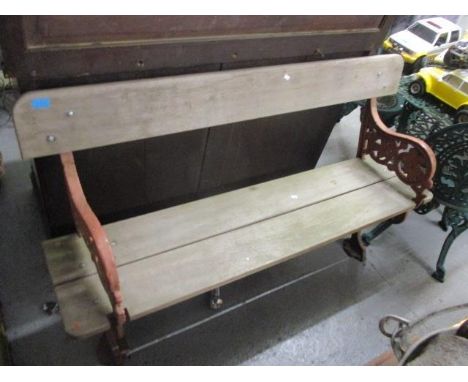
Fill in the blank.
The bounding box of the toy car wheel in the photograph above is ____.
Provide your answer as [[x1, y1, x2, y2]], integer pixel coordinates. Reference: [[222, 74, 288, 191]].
[[409, 79, 425, 96], [412, 56, 426, 73], [444, 40, 468, 69], [376, 94, 405, 126], [443, 50, 454, 67], [455, 107, 468, 124]]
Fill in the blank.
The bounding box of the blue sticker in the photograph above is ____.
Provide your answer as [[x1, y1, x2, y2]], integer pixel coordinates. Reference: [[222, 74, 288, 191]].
[[31, 98, 51, 110]]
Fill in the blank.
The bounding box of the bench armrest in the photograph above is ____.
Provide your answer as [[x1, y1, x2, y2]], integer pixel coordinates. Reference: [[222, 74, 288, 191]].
[[60, 152, 128, 337], [358, 98, 436, 207]]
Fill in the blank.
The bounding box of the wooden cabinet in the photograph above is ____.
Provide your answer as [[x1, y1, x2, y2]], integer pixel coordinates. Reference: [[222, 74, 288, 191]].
[[0, 16, 394, 236]]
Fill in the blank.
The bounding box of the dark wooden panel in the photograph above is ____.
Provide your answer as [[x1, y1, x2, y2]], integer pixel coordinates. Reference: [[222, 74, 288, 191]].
[[74, 142, 146, 217], [0, 16, 390, 91], [24, 16, 382, 45], [198, 105, 341, 195], [144, 130, 208, 203], [21, 31, 377, 85], [33, 142, 147, 235], [32, 156, 72, 235], [34, 131, 209, 236]]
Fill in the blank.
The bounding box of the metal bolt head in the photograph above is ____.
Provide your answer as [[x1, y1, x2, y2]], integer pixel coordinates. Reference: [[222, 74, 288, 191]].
[[42, 301, 59, 315], [210, 298, 223, 310], [283, 73, 291, 81], [66, 110, 74, 117], [46, 135, 56, 143]]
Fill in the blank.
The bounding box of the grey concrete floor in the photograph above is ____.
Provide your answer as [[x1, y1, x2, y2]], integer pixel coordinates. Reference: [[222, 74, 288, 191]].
[[0, 108, 467, 365]]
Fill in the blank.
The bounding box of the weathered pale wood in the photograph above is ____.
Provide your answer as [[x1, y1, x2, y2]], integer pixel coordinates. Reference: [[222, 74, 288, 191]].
[[14, 55, 403, 159], [48, 174, 415, 338], [44, 158, 397, 285]]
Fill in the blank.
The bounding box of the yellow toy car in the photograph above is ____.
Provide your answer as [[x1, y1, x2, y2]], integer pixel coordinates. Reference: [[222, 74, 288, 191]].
[[408, 67, 468, 123], [383, 17, 463, 71]]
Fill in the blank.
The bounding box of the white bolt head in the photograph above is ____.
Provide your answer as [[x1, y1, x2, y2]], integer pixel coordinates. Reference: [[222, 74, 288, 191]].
[[283, 73, 291, 81], [46, 135, 56, 143]]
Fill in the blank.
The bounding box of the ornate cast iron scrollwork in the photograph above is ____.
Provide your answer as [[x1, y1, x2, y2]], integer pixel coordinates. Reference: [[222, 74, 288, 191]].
[[357, 98, 436, 207], [396, 106, 445, 141], [420, 124, 468, 282], [424, 123, 468, 212]]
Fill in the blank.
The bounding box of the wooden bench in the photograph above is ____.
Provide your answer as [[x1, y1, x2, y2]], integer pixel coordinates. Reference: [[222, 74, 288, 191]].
[[12, 54, 436, 361]]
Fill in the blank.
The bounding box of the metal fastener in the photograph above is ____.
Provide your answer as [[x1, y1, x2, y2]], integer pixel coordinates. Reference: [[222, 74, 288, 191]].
[[46, 135, 56, 143], [42, 301, 59, 315], [283, 73, 291, 81], [66, 110, 74, 117]]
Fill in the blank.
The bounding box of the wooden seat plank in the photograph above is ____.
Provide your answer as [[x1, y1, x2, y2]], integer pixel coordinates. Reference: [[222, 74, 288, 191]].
[[44, 158, 396, 285], [49, 176, 416, 338], [13, 55, 403, 159]]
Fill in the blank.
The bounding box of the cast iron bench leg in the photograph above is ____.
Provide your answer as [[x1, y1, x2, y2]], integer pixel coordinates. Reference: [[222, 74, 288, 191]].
[[361, 213, 407, 246], [432, 217, 468, 283], [343, 232, 367, 263], [438, 207, 450, 232], [343, 213, 408, 263]]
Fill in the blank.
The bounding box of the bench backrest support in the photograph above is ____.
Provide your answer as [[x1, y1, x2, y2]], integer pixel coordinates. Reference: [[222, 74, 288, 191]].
[[13, 54, 403, 159]]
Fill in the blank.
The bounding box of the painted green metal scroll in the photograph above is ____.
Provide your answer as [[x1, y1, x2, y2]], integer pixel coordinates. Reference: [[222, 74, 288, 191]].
[[418, 123, 468, 281]]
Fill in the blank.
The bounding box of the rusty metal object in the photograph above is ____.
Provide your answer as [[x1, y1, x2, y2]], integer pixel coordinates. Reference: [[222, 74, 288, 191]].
[[379, 304, 468, 365], [60, 153, 128, 340], [358, 98, 436, 207]]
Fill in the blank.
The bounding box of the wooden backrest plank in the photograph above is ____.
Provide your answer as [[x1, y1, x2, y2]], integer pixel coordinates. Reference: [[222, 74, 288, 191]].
[[13, 54, 403, 159]]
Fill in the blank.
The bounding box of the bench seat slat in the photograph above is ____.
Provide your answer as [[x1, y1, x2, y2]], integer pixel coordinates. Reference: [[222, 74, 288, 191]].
[[45, 168, 416, 338], [44, 158, 395, 286]]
